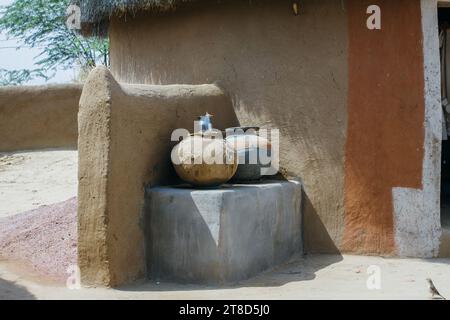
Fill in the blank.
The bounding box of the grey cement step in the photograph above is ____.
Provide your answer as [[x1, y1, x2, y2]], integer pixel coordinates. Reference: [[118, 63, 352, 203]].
[[143, 181, 303, 284]]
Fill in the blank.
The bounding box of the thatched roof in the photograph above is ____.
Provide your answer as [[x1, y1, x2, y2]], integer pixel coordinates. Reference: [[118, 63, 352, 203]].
[[80, 0, 196, 21], [76, 0, 199, 36], [77, 0, 274, 36]]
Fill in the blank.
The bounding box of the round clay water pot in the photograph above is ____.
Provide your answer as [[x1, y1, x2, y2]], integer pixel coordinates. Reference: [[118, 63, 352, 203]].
[[171, 134, 238, 187]]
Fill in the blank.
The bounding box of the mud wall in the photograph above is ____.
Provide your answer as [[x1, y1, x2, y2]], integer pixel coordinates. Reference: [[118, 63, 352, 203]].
[[0, 84, 82, 152], [109, 0, 349, 253], [107, 0, 441, 256], [78, 67, 238, 286], [343, 0, 426, 255]]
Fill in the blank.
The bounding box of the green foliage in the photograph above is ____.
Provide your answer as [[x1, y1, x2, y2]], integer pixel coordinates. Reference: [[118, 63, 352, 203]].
[[0, 0, 109, 85], [0, 68, 49, 85]]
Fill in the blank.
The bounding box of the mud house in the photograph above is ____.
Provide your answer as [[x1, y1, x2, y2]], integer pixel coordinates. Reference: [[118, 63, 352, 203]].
[[3, 0, 450, 287], [72, 0, 450, 285]]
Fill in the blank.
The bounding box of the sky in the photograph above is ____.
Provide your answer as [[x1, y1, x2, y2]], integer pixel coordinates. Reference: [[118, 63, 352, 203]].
[[0, 0, 74, 85]]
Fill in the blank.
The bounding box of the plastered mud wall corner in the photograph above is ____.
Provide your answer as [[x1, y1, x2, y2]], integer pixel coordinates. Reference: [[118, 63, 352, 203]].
[[78, 66, 238, 287], [78, 66, 115, 287]]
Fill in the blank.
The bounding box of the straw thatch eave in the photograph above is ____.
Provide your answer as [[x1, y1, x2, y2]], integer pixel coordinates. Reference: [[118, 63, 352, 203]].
[[76, 0, 198, 36], [76, 0, 275, 36], [79, 0, 195, 22]]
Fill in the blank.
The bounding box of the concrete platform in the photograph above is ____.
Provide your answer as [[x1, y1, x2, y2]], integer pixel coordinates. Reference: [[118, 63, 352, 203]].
[[144, 181, 302, 284]]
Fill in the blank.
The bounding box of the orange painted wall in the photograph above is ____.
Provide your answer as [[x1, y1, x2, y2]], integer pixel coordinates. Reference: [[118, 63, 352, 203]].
[[343, 0, 425, 255]]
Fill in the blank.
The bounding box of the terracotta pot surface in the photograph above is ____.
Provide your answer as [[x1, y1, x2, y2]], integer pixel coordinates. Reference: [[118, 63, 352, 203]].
[[172, 135, 237, 187]]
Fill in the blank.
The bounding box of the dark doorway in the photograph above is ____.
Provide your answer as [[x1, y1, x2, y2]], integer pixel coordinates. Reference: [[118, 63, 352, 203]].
[[441, 141, 450, 230], [439, 8, 450, 231]]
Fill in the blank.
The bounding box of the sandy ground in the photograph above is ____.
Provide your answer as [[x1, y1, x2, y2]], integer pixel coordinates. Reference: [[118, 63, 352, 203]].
[[0, 198, 77, 283], [0, 149, 78, 286], [0, 254, 449, 300], [0, 149, 78, 218]]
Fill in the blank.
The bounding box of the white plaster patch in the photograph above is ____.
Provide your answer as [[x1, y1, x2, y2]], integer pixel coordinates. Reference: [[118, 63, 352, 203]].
[[392, 0, 442, 258], [392, 188, 440, 257]]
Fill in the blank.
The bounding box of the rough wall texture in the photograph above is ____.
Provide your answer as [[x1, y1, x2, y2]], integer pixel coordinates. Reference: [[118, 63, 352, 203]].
[[78, 66, 238, 287], [342, 0, 426, 255], [0, 84, 82, 151], [109, 0, 348, 253], [391, 0, 441, 258], [106, 0, 443, 257]]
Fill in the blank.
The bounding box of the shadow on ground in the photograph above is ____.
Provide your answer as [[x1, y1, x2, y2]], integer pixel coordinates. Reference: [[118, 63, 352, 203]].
[[117, 254, 343, 293], [0, 278, 35, 300]]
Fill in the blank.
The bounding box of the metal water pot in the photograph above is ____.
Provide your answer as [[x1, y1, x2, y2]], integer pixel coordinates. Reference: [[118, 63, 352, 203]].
[[225, 127, 272, 181]]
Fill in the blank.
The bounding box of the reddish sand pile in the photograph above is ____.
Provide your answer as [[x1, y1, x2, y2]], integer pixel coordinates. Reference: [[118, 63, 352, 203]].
[[0, 198, 77, 283]]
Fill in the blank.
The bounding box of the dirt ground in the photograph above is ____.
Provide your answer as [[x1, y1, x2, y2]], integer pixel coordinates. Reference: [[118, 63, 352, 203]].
[[0, 197, 77, 283], [0, 149, 78, 287], [0, 254, 449, 300], [0, 149, 78, 218]]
